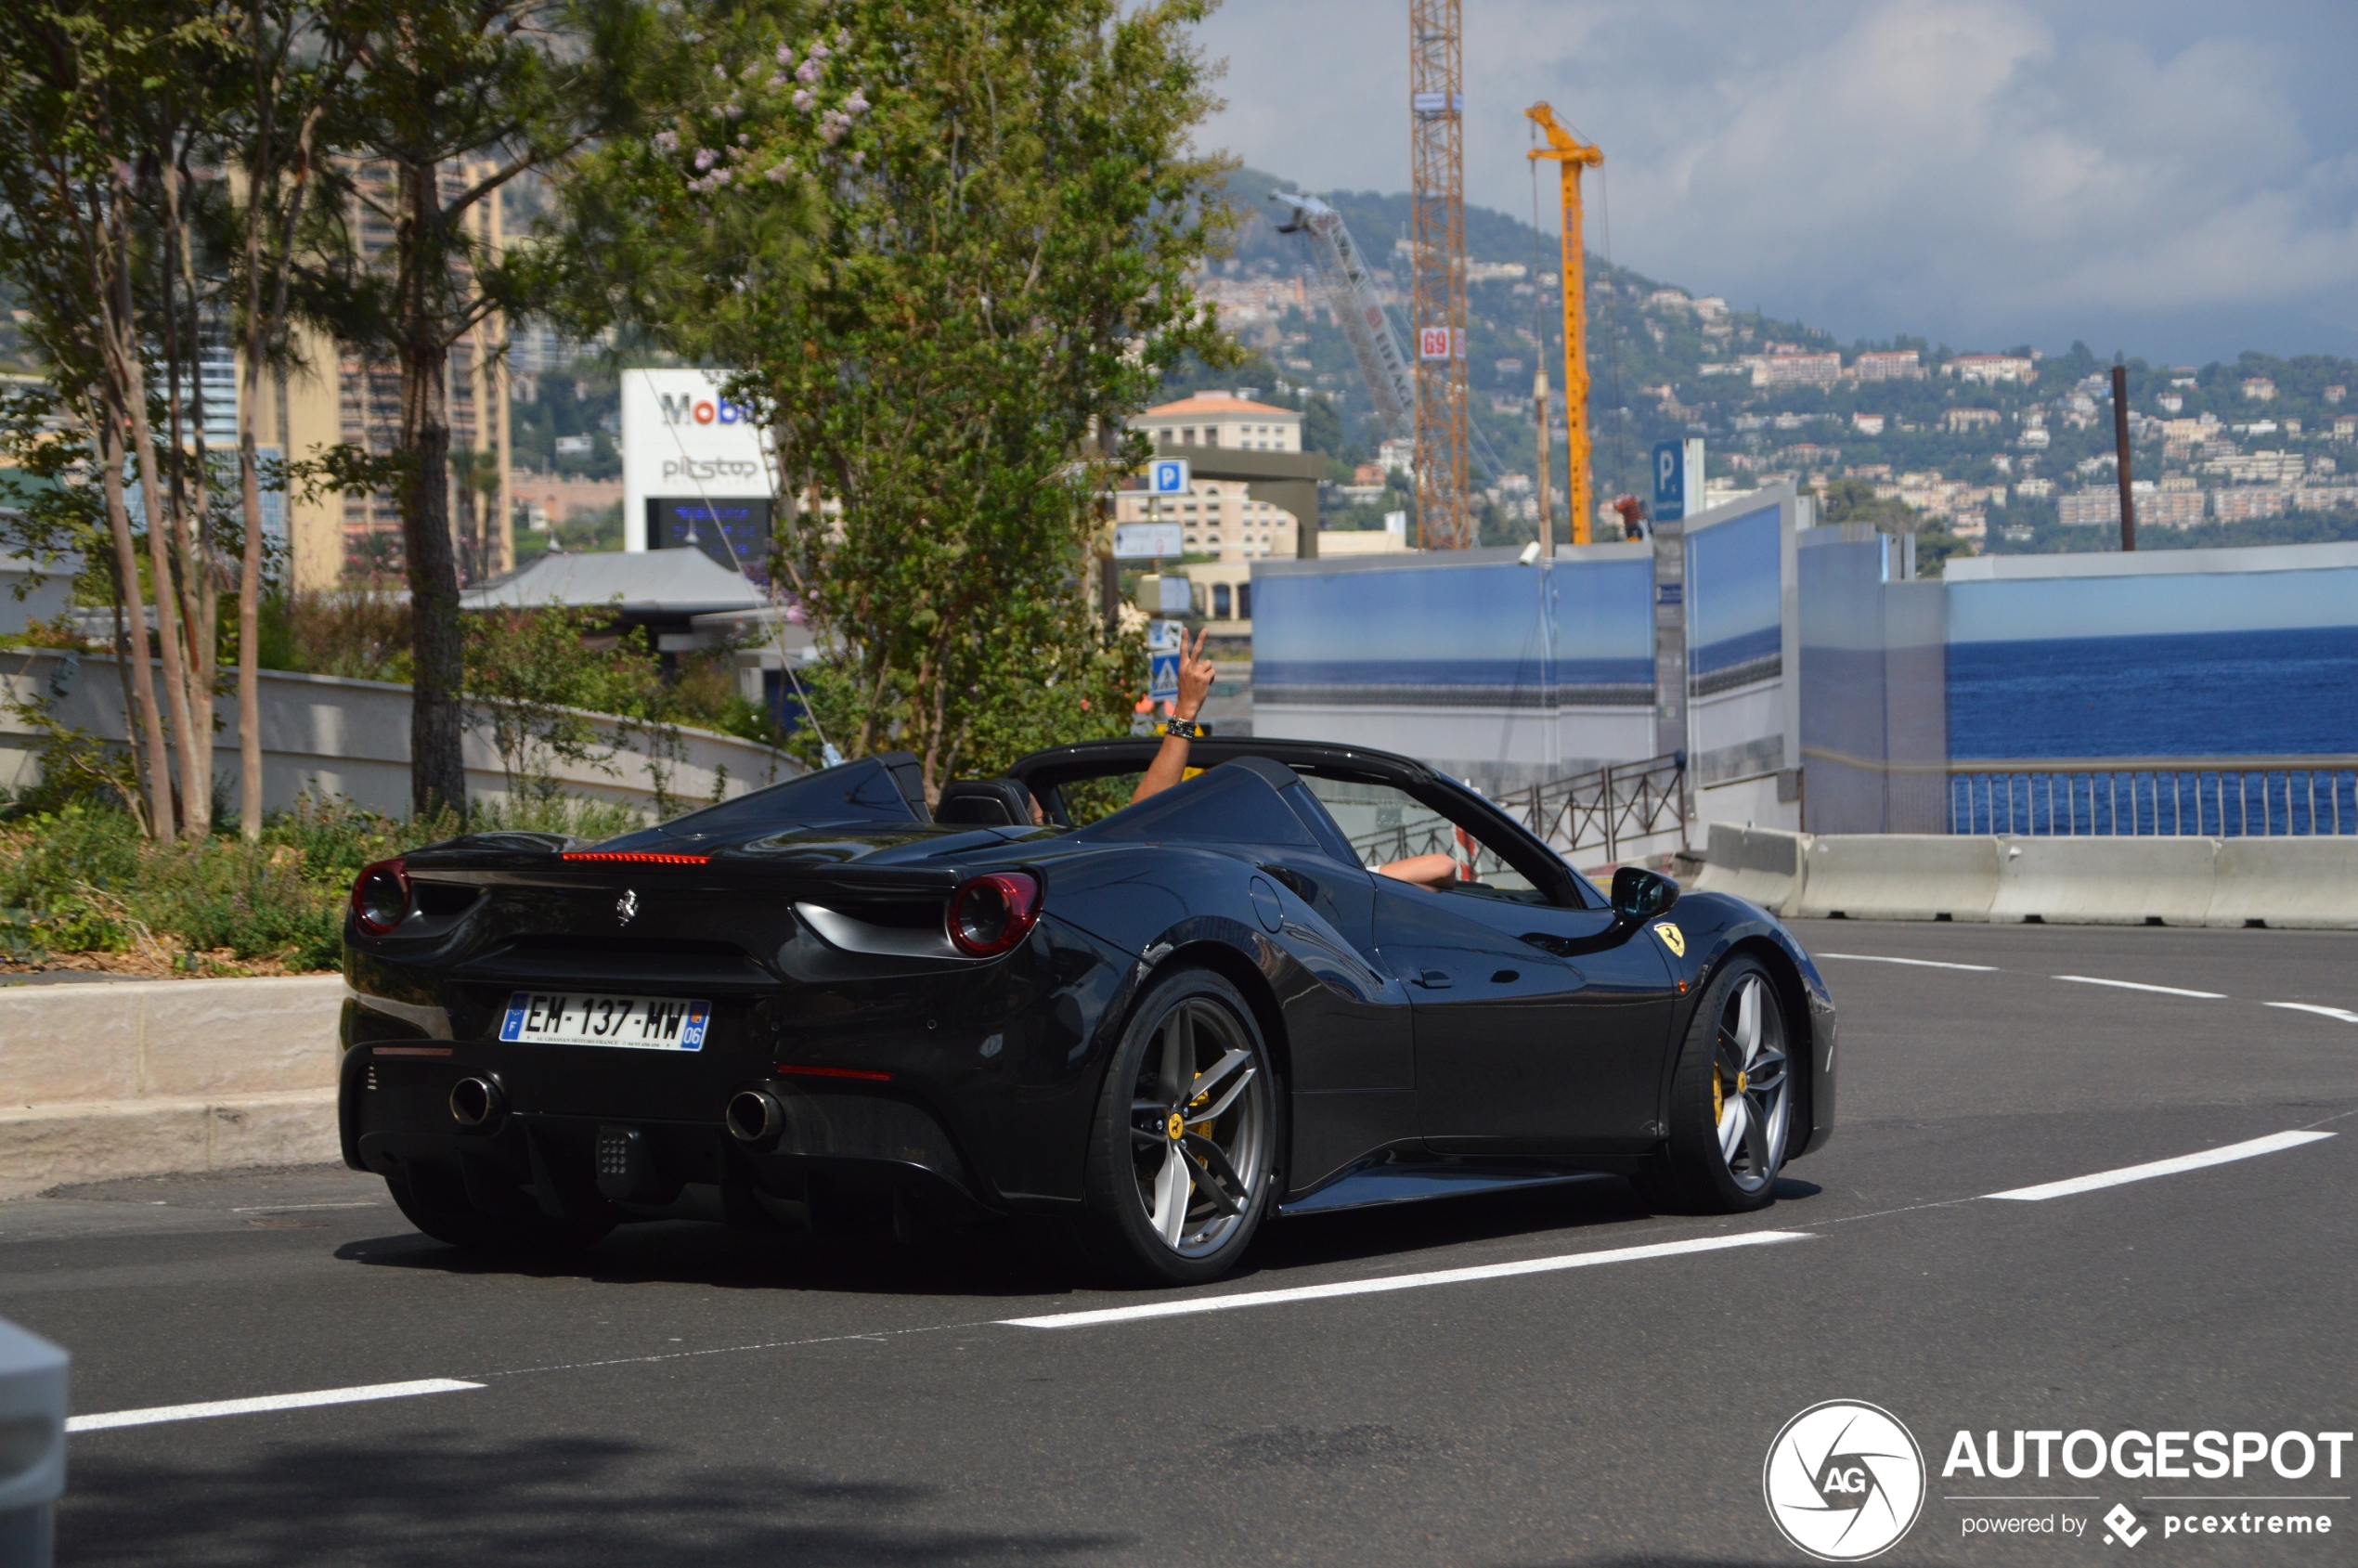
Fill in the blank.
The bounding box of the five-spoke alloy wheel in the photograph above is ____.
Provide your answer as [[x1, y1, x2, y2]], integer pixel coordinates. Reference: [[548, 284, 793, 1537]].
[[1643, 956, 1794, 1212], [1082, 967, 1278, 1285]]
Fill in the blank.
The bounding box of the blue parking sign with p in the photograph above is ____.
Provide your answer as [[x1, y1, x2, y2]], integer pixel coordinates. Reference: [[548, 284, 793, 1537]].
[[1149, 458, 1190, 496], [1148, 652, 1181, 701]]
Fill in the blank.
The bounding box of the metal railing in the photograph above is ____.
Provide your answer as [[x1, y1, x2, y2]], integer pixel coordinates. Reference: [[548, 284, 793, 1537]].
[[1514, 751, 1691, 861], [1947, 758, 2358, 837], [1338, 753, 1691, 871]]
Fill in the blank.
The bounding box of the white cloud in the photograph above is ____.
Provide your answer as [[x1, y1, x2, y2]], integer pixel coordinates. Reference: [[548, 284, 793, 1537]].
[[1187, 0, 2358, 357]]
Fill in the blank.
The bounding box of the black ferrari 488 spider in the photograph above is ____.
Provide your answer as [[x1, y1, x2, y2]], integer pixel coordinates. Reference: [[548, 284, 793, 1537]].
[[339, 738, 1835, 1284]]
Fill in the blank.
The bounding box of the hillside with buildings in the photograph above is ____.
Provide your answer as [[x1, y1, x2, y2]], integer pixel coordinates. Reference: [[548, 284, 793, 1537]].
[[1160, 167, 2358, 564]]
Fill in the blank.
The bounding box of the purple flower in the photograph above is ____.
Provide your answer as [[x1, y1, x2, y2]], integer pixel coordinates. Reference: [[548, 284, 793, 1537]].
[[836, 28, 849, 45], [653, 128, 678, 153], [796, 57, 823, 83], [844, 89, 868, 114], [776, 43, 794, 65], [792, 87, 814, 111], [765, 161, 794, 182], [807, 42, 830, 60], [693, 147, 719, 171]]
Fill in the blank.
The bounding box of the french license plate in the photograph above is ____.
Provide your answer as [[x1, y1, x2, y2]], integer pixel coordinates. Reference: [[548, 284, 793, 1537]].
[[498, 992, 712, 1051]]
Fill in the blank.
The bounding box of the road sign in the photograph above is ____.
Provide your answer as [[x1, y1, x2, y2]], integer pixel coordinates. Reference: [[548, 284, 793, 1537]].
[[1652, 439, 1686, 523], [1113, 522, 1182, 559], [1147, 458, 1191, 496], [1418, 326, 1455, 361], [1653, 437, 1705, 523], [1147, 651, 1181, 701], [1146, 618, 1185, 653]]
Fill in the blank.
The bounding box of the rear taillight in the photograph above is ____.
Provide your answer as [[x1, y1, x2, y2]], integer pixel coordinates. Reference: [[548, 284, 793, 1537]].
[[946, 872, 1041, 958], [351, 859, 412, 937]]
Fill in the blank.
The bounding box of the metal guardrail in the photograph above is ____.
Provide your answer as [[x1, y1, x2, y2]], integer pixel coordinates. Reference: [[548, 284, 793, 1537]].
[[1512, 752, 1691, 861], [1947, 758, 2358, 837], [1339, 753, 1691, 871]]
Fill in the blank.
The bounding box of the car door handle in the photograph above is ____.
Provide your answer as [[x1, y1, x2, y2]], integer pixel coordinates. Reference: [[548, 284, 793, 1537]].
[[1414, 968, 1452, 990]]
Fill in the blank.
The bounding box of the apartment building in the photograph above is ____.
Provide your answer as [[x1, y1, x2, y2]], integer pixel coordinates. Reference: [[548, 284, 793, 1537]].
[[1947, 355, 2037, 385], [254, 159, 512, 591], [1852, 350, 1924, 382], [1114, 394, 1305, 562], [1749, 351, 1841, 388]]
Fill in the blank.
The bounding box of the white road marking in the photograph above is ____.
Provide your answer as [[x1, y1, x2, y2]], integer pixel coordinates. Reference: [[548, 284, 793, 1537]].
[[67, 1379, 483, 1434], [227, 1202, 383, 1213], [2053, 974, 2225, 999], [2266, 1002, 2358, 1025], [1984, 1130, 2335, 1203], [1815, 953, 1998, 972], [999, 1231, 1811, 1329]]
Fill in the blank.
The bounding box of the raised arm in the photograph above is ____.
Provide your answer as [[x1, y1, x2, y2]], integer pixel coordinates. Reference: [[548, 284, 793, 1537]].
[[1131, 627, 1216, 804]]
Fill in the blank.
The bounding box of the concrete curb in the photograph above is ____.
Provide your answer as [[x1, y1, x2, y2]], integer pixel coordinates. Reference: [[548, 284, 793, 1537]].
[[0, 975, 343, 1199], [0, 1090, 339, 1200]]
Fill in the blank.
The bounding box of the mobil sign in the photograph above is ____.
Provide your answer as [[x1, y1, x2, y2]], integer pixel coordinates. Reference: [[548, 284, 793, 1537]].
[[621, 369, 771, 552]]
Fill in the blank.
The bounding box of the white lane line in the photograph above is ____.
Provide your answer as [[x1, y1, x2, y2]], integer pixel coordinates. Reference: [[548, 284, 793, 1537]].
[[228, 1202, 384, 1213], [2267, 1002, 2358, 1025], [1816, 953, 1998, 972], [1984, 1130, 2335, 1203], [2054, 974, 2226, 999], [67, 1378, 482, 1434], [1000, 1231, 1811, 1329]]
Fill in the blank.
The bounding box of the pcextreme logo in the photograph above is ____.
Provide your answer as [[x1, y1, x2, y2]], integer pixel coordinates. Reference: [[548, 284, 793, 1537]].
[[1764, 1400, 1927, 1561]]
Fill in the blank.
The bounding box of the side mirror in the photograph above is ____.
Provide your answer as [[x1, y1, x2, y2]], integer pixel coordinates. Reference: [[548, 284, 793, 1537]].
[[1611, 865, 1679, 924]]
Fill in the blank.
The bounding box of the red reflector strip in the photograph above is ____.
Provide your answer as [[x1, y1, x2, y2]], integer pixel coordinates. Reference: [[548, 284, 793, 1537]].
[[775, 1064, 893, 1082], [372, 1046, 453, 1057], [560, 851, 711, 865]]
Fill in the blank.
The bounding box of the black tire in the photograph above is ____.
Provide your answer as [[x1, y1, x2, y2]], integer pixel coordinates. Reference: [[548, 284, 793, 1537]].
[[1079, 966, 1281, 1287], [1640, 956, 1795, 1214], [385, 1161, 615, 1258]]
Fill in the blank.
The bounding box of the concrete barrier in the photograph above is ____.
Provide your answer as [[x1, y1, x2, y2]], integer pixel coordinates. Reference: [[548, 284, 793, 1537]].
[[2206, 837, 2358, 929], [0, 976, 343, 1199], [1691, 823, 1811, 914], [1989, 836, 2221, 926], [1695, 827, 2358, 929], [1792, 834, 2003, 922]]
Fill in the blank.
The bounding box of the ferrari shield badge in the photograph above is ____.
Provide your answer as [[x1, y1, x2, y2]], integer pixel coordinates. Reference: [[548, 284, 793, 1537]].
[[1652, 921, 1685, 957]]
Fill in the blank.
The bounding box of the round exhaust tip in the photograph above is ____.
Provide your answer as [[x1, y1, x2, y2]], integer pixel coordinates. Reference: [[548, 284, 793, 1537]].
[[448, 1076, 504, 1127], [726, 1089, 784, 1147]]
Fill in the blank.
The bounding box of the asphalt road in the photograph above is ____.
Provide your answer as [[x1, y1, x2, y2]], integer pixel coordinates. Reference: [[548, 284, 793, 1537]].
[[8, 920, 2357, 1566]]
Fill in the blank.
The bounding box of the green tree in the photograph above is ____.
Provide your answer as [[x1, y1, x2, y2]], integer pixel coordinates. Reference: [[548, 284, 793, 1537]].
[[560, 0, 1231, 794], [311, 0, 651, 816], [218, 0, 359, 839], [0, 0, 231, 838]]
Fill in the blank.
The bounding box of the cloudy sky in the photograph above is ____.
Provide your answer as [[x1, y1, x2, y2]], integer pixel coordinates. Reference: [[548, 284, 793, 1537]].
[[1186, 1, 2358, 365]]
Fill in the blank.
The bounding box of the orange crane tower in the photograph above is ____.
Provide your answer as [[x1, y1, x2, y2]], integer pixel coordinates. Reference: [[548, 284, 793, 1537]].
[[1526, 103, 1603, 546]]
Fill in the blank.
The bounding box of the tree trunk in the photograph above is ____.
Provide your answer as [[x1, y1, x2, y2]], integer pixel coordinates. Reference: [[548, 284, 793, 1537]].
[[119, 326, 205, 836], [96, 410, 175, 840], [397, 159, 466, 819]]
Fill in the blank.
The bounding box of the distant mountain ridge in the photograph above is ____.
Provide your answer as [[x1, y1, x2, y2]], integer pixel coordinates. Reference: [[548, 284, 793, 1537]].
[[1158, 167, 2358, 558]]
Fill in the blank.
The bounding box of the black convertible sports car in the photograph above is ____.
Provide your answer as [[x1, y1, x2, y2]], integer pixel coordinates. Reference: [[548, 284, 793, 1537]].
[[339, 738, 1835, 1284]]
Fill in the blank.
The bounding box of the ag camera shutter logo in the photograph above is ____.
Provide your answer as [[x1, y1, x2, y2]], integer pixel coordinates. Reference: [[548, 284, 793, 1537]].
[[1763, 1400, 1925, 1561]]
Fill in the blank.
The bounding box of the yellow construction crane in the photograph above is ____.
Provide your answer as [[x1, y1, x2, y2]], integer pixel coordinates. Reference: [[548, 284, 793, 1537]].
[[1527, 103, 1603, 547]]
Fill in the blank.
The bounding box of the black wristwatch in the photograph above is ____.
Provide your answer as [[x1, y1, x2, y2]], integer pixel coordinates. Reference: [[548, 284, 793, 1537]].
[[1163, 718, 1211, 741]]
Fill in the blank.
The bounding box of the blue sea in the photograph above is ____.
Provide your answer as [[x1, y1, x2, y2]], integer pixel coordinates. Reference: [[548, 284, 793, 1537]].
[[1947, 625, 2358, 760]]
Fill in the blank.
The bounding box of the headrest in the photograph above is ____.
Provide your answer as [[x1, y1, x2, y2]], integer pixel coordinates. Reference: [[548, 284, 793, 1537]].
[[935, 778, 1035, 827]]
